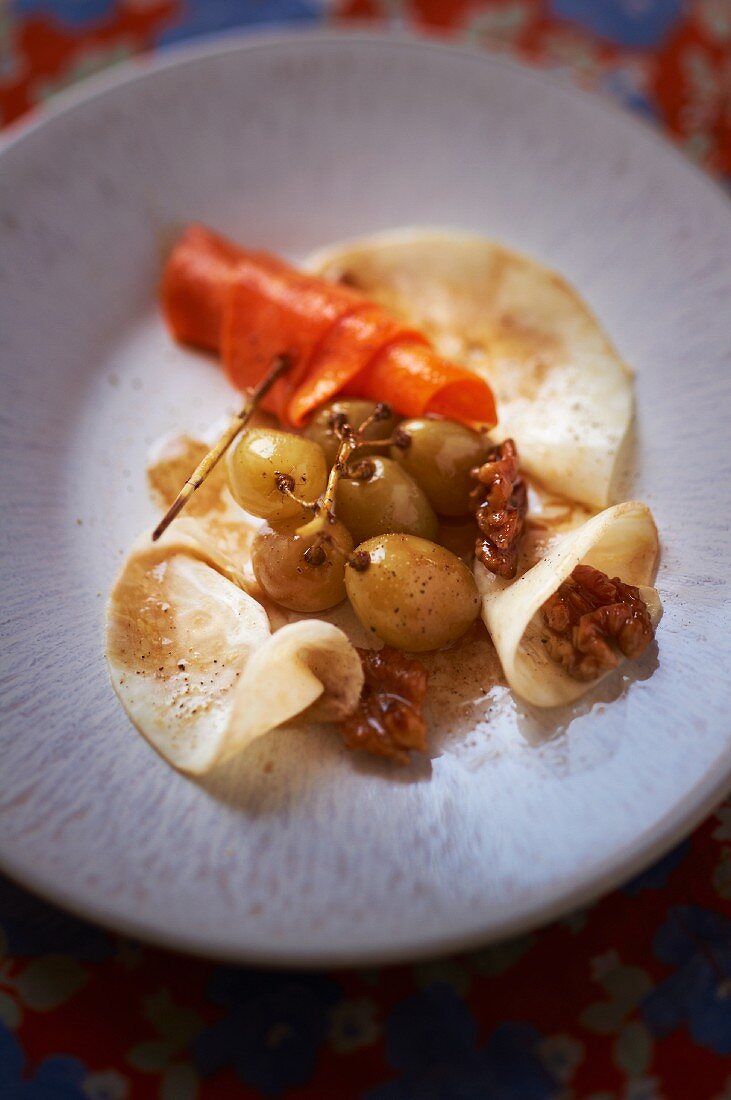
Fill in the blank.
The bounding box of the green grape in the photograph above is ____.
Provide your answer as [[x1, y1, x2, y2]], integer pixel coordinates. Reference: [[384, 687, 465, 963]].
[[391, 418, 487, 516], [252, 518, 354, 612], [227, 427, 327, 523], [335, 456, 438, 545], [345, 533, 480, 652], [305, 399, 399, 465]]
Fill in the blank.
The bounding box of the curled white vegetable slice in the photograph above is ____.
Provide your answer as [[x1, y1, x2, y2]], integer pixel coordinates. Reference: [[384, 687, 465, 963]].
[[107, 544, 363, 774], [475, 501, 662, 707], [227, 620, 365, 743], [106, 545, 271, 773], [155, 513, 259, 594]]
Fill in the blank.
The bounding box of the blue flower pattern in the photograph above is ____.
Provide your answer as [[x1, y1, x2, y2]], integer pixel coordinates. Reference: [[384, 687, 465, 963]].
[[193, 967, 340, 1095], [10, 1, 116, 28], [550, 0, 684, 49], [155, 0, 324, 48], [368, 984, 561, 1100], [642, 906, 731, 1055], [0, 1023, 89, 1099]]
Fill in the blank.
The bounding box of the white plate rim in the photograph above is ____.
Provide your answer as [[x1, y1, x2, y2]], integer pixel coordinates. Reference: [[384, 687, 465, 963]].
[[0, 27, 729, 966]]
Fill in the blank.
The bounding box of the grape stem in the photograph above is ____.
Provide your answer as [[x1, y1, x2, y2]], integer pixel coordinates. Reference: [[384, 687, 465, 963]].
[[295, 404, 394, 539], [274, 471, 319, 512], [353, 402, 392, 439], [296, 429, 356, 539], [349, 429, 409, 453]]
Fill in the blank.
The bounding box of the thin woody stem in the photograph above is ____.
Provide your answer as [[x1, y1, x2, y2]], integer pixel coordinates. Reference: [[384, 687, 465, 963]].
[[351, 433, 404, 451], [352, 408, 381, 439], [322, 436, 355, 513], [296, 430, 356, 539], [275, 472, 319, 512], [348, 401, 394, 442], [312, 404, 395, 519], [151, 354, 290, 542]]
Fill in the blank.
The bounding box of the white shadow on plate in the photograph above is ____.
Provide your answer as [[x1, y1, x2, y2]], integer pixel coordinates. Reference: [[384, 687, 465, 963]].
[[516, 640, 660, 747], [198, 636, 659, 811], [196, 714, 433, 814]]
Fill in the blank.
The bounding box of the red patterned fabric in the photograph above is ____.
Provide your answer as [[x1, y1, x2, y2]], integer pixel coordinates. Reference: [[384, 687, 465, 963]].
[[1, 4, 729, 1097]]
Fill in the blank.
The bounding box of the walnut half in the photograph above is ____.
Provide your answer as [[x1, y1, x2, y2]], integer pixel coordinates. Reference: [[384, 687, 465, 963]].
[[541, 564, 655, 681], [470, 438, 528, 579], [338, 647, 428, 764]]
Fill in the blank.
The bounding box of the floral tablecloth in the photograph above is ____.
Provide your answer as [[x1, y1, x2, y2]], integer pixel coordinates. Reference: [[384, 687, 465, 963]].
[[1, 3, 730, 1097]]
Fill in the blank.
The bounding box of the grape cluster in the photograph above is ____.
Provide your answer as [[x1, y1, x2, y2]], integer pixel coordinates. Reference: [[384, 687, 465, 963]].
[[227, 400, 487, 651]]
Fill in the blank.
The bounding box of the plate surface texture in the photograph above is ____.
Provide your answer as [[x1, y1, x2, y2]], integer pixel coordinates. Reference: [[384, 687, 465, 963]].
[[1, 32, 730, 964]]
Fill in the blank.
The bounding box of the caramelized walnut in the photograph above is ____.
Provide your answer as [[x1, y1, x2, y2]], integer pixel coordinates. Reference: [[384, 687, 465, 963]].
[[339, 646, 428, 764], [470, 438, 528, 579], [541, 564, 654, 681]]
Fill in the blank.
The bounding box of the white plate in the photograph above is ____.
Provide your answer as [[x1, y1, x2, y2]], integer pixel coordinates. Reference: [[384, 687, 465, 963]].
[[1, 31, 730, 966]]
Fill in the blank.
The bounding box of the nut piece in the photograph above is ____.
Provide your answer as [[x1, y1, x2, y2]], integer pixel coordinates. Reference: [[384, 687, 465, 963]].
[[470, 439, 528, 578], [338, 646, 428, 764], [541, 564, 655, 681]]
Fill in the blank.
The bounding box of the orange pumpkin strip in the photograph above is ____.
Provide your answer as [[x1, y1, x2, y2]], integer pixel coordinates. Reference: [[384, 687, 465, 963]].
[[221, 259, 364, 421], [286, 304, 422, 426], [161, 225, 497, 431], [352, 339, 498, 429], [160, 224, 244, 350]]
